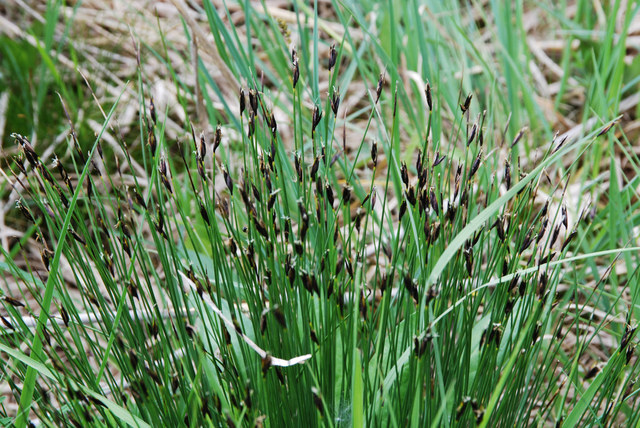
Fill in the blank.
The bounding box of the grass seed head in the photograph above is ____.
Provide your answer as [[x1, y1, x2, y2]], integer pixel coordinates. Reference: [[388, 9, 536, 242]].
[[399, 200, 407, 221], [400, 161, 409, 187], [292, 60, 300, 89], [150, 97, 157, 125], [375, 73, 384, 104], [429, 189, 439, 216], [249, 88, 258, 115], [312, 105, 322, 136], [504, 160, 511, 190], [425, 82, 433, 111], [331, 89, 340, 116], [467, 123, 477, 146], [328, 43, 337, 71], [461, 93, 472, 114], [468, 150, 482, 180], [511, 128, 525, 149], [239, 88, 246, 116]]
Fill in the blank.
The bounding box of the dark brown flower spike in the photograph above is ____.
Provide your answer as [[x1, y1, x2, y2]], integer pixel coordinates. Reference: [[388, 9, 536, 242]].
[[159, 159, 173, 194], [511, 128, 525, 148], [223, 166, 234, 195], [239, 88, 246, 116], [248, 112, 256, 138], [312, 105, 322, 137], [292, 60, 300, 89], [375, 73, 384, 104], [398, 200, 407, 221], [14, 134, 39, 168], [342, 186, 351, 204], [504, 160, 511, 190], [467, 123, 477, 146], [331, 89, 340, 116], [295, 153, 302, 182], [468, 150, 482, 180], [214, 124, 222, 153], [16, 200, 34, 223], [270, 112, 277, 136], [326, 184, 334, 207], [328, 44, 337, 71], [198, 131, 206, 161], [1, 296, 24, 308], [400, 161, 409, 187], [310, 156, 320, 181], [597, 119, 618, 137], [433, 152, 446, 167], [249, 88, 258, 115], [561, 229, 577, 252], [393, 83, 398, 118], [148, 124, 157, 155], [371, 141, 378, 167], [461, 93, 472, 113], [425, 82, 433, 111], [536, 218, 548, 244], [150, 97, 157, 125], [403, 274, 419, 303], [430, 189, 439, 215]]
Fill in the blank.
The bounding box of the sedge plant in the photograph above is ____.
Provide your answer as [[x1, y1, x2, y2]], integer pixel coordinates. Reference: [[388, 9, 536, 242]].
[[2, 1, 640, 427]]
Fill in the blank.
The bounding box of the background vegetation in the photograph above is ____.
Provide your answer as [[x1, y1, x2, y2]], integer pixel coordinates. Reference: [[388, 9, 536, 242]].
[[1, 0, 640, 426]]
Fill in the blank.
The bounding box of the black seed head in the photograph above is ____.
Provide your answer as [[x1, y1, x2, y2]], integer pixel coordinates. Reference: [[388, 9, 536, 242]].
[[375, 73, 384, 104], [16, 134, 39, 167], [403, 274, 419, 303], [326, 184, 335, 208], [214, 124, 222, 153], [312, 105, 322, 136], [406, 186, 416, 206], [468, 150, 482, 180], [398, 200, 407, 221], [199, 202, 210, 225], [496, 216, 505, 241], [425, 82, 433, 112], [328, 44, 337, 71], [248, 112, 256, 138], [331, 89, 340, 116], [239, 88, 246, 116], [292, 60, 300, 89], [249, 89, 258, 115], [342, 186, 351, 205], [561, 229, 577, 252], [270, 113, 277, 136], [430, 189, 439, 216], [295, 153, 302, 182], [467, 123, 477, 146], [223, 167, 234, 195], [504, 160, 511, 190], [198, 132, 207, 161], [461, 93, 472, 113], [149, 97, 157, 125], [371, 142, 378, 167], [310, 156, 320, 181], [433, 152, 446, 168], [311, 387, 324, 415], [400, 161, 409, 187]]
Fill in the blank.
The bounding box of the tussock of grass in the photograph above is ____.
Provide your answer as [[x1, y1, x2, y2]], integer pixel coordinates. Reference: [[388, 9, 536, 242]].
[[1, 1, 640, 427]]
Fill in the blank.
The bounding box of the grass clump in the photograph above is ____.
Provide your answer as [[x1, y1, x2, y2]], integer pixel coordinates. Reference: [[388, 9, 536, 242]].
[[2, 1, 640, 427]]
